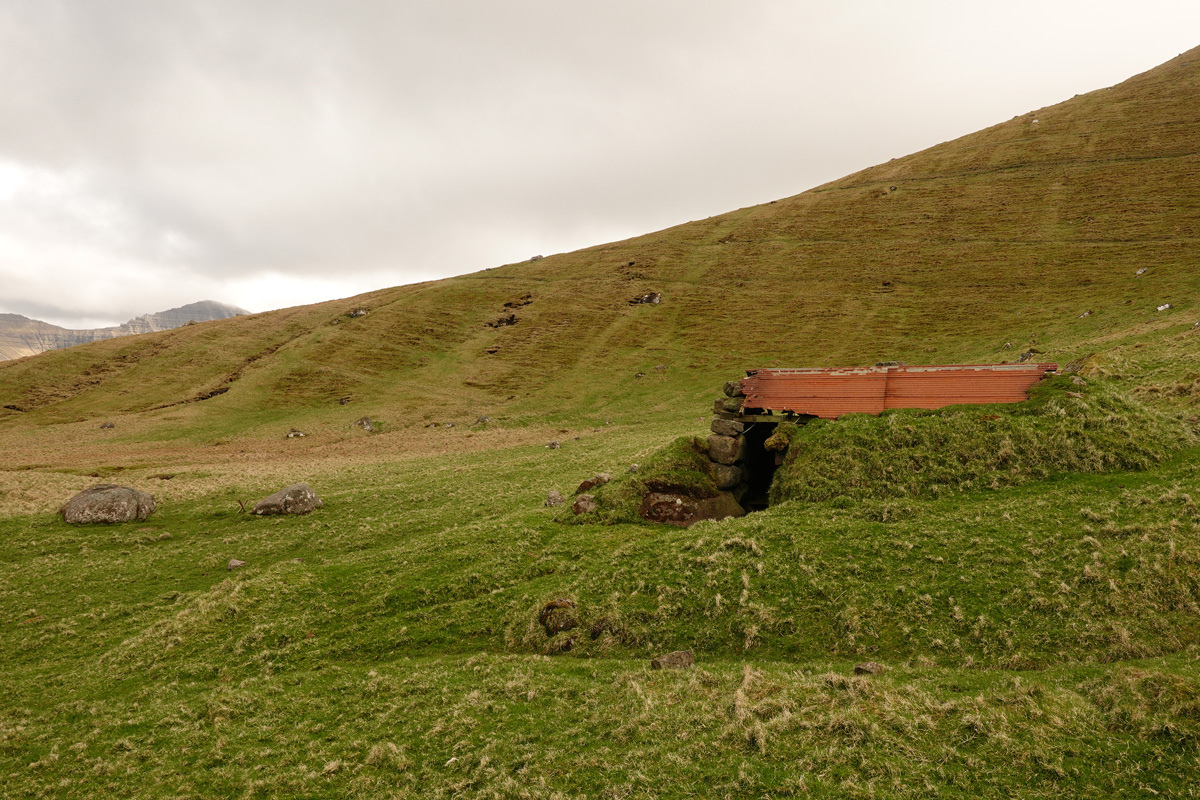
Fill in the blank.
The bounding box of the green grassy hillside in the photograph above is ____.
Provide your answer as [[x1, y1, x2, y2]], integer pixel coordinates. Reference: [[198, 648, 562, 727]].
[[2, 47, 1200, 798]]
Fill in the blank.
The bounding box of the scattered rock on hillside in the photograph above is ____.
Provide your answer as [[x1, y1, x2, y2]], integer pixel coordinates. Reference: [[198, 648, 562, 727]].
[[1157, 303, 1173, 311], [651, 650, 695, 670], [286, 428, 306, 439], [348, 308, 369, 318], [339, 396, 351, 405], [474, 416, 492, 425], [228, 559, 245, 570], [544, 490, 565, 507], [1078, 310, 1093, 318], [575, 473, 612, 495], [546, 441, 561, 450], [99, 421, 115, 429], [1136, 267, 1148, 276], [539, 599, 577, 635], [59, 485, 157, 524], [253, 483, 323, 516], [486, 314, 518, 328], [1071, 375, 1087, 386], [503, 295, 532, 309], [639, 492, 744, 527], [627, 464, 639, 473], [573, 494, 598, 515], [854, 662, 886, 676], [354, 416, 374, 433], [629, 291, 662, 305], [530, 255, 543, 261]]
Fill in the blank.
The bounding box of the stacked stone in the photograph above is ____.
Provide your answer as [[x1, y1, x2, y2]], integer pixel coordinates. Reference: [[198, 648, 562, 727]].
[[706, 380, 750, 503]]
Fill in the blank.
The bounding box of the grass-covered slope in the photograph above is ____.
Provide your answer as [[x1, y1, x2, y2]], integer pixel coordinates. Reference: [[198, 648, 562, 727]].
[[1, 48, 1199, 438], [3, 47, 1200, 799], [3, 426, 1200, 797]]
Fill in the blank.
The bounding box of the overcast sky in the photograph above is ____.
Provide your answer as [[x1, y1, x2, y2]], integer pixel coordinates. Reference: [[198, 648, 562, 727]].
[[1, 1, 1198, 328]]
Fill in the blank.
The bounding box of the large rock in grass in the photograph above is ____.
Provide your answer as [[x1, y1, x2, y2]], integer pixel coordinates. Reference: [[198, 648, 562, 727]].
[[253, 483, 323, 516], [639, 491, 744, 526], [59, 484, 156, 524]]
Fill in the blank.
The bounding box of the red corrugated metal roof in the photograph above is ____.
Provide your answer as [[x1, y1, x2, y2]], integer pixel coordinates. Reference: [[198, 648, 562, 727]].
[[740, 363, 1058, 419]]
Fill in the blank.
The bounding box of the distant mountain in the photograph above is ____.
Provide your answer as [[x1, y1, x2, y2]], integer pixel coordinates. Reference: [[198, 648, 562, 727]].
[[0, 300, 250, 362]]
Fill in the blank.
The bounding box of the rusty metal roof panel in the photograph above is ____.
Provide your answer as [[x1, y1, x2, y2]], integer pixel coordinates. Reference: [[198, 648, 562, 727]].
[[740, 363, 1057, 419]]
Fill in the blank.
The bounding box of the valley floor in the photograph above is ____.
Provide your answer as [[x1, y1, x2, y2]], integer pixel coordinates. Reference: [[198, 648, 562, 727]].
[[2, 417, 1198, 798]]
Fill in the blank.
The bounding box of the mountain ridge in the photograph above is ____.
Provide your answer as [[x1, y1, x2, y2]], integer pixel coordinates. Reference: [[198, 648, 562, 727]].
[[0, 300, 250, 362]]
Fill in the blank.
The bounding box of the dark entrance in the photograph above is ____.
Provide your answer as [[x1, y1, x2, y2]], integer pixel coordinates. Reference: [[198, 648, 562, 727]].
[[739, 423, 781, 512]]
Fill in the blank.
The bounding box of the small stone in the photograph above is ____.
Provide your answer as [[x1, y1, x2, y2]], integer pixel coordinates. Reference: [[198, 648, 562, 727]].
[[348, 308, 369, 317], [627, 464, 639, 473], [354, 416, 374, 433], [654, 364, 667, 372], [854, 662, 886, 676], [1078, 310, 1092, 318], [1136, 267, 1148, 276], [1071, 375, 1087, 386], [546, 441, 561, 450], [650, 650, 695, 670], [228, 559, 246, 570], [444, 422, 455, 428], [710, 418, 745, 437], [575, 473, 612, 495], [253, 483, 323, 516], [573, 494, 597, 514], [635, 372, 646, 379], [286, 428, 306, 439], [530, 255, 544, 261], [474, 416, 492, 425], [99, 421, 115, 429], [339, 396, 351, 405], [722, 381, 744, 398], [544, 490, 565, 507], [1157, 303, 1173, 311]]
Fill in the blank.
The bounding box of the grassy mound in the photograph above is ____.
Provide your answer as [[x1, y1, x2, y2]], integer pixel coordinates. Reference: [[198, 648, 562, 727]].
[[571, 435, 719, 524], [770, 377, 1194, 505]]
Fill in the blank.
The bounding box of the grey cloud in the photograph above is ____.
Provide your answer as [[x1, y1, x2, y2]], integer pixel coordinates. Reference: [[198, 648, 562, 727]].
[[2, 1, 1199, 326]]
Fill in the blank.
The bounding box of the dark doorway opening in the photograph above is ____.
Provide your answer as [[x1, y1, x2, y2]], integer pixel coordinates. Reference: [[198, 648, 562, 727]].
[[740, 423, 780, 512]]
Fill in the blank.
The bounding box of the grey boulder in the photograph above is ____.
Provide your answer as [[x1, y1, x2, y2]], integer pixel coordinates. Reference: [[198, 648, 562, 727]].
[[253, 483, 323, 516], [59, 484, 156, 524]]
